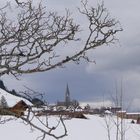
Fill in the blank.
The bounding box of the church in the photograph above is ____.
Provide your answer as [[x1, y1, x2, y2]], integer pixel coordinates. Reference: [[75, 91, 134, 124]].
[[57, 84, 79, 108]]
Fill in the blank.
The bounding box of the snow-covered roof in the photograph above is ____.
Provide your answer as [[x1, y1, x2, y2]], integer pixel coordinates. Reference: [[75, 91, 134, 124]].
[[126, 112, 140, 115], [105, 110, 112, 114]]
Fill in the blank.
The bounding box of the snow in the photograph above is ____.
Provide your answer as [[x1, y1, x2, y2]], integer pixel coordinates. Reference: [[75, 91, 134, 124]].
[[1, 114, 140, 140], [105, 110, 113, 114], [0, 88, 140, 140], [0, 88, 32, 106], [127, 112, 140, 115]]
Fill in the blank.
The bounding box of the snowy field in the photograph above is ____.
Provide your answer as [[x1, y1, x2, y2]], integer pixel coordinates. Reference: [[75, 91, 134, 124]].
[[0, 115, 140, 140], [0, 88, 140, 140]]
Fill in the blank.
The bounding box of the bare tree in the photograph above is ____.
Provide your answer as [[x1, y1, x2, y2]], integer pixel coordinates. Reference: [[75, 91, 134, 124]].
[[21, 109, 68, 140], [19, 85, 47, 106], [105, 79, 127, 140], [0, 105, 67, 139], [0, 0, 122, 77], [0, 0, 122, 139], [103, 113, 127, 140]]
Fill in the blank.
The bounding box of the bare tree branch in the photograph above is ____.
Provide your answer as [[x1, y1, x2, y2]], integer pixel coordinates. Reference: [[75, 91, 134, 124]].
[[0, 0, 122, 77], [0, 106, 68, 140]]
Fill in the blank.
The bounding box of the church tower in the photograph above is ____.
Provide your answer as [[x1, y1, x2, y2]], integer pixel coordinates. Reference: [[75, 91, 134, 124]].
[[65, 84, 71, 106]]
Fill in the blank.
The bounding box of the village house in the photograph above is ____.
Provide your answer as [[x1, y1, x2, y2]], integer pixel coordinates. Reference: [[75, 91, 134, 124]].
[[0, 100, 29, 117], [117, 111, 140, 122]]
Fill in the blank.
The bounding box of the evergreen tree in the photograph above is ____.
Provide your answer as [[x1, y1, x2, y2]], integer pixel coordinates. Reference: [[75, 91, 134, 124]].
[[0, 95, 8, 108], [0, 80, 6, 90]]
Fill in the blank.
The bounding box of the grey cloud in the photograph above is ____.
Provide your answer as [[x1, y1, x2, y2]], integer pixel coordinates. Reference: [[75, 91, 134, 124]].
[[87, 45, 140, 74]]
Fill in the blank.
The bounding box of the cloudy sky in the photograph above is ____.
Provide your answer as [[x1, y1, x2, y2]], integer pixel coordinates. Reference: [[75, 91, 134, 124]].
[[1, 0, 140, 111]]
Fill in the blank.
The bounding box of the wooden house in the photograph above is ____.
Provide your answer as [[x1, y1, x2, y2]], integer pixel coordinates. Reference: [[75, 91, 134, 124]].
[[0, 100, 29, 117], [9, 100, 29, 117]]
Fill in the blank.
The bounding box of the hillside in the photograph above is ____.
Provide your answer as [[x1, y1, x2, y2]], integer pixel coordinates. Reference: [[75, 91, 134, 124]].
[[0, 88, 32, 107], [0, 88, 139, 140]]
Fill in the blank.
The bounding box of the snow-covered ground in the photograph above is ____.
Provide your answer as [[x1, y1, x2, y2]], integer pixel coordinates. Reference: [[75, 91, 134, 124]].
[[0, 114, 140, 140], [0, 88, 140, 140]]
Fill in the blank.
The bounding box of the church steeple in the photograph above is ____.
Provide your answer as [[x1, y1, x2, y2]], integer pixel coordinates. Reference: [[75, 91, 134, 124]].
[[65, 84, 70, 106], [57, 84, 78, 108]]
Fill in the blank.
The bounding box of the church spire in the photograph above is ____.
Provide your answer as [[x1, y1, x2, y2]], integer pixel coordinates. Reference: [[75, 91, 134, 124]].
[[65, 83, 70, 106]]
